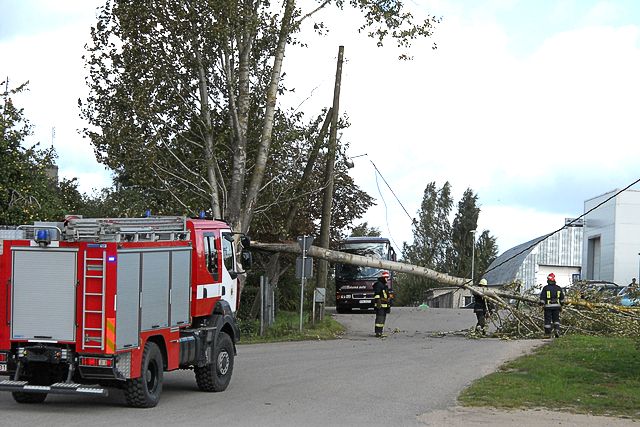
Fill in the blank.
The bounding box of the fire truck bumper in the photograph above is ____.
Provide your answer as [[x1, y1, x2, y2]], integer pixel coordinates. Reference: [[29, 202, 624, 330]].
[[0, 380, 108, 396]]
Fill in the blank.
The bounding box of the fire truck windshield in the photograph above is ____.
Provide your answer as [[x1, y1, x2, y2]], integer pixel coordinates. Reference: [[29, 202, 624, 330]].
[[335, 241, 389, 281]]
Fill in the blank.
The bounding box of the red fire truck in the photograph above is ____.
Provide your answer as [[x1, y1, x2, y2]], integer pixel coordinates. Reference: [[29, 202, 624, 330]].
[[0, 216, 251, 407], [335, 237, 396, 313]]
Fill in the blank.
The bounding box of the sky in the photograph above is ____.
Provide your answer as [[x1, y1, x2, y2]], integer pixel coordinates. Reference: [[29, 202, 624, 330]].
[[2, 0, 640, 255]]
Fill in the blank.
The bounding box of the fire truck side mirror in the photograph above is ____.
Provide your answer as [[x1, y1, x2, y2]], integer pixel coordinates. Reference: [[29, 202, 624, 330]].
[[241, 236, 251, 248], [241, 249, 253, 270]]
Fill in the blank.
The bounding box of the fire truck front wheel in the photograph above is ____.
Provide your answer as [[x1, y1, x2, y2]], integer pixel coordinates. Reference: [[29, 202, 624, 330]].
[[124, 341, 164, 408], [194, 332, 234, 392]]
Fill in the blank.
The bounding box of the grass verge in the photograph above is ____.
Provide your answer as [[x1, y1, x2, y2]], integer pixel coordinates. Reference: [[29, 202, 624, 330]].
[[238, 311, 345, 344], [459, 335, 640, 418]]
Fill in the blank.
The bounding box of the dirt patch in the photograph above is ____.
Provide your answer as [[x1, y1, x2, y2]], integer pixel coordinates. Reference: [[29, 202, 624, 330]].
[[418, 406, 638, 426]]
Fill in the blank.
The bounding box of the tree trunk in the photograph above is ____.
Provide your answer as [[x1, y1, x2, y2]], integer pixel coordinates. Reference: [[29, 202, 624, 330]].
[[252, 241, 467, 286], [252, 241, 640, 315], [241, 0, 295, 234], [196, 50, 222, 218]]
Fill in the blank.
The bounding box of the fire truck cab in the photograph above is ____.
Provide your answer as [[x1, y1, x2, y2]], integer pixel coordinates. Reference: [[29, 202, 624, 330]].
[[0, 216, 250, 407]]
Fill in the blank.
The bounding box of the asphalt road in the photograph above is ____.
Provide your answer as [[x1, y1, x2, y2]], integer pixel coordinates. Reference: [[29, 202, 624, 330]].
[[0, 308, 541, 426]]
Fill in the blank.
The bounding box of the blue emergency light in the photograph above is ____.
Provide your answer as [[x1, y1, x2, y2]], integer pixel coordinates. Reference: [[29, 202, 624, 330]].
[[35, 229, 51, 247]]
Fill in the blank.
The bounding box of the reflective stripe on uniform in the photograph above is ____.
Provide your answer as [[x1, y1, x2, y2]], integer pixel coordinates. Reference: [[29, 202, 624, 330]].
[[375, 323, 384, 327], [545, 303, 561, 308], [380, 304, 389, 308], [374, 295, 380, 299]]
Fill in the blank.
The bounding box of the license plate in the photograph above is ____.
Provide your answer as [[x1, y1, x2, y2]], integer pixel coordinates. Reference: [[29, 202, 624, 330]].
[[359, 300, 371, 304], [0, 364, 6, 372]]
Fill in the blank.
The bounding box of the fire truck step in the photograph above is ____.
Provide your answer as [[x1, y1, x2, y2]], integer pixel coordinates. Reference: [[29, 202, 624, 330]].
[[0, 380, 28, 387], [0, 380, 108, 396]]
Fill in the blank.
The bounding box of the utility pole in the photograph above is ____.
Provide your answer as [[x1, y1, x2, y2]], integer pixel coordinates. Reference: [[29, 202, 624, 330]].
[[470, 230, 477, 284], [316, 46, 344, 308]]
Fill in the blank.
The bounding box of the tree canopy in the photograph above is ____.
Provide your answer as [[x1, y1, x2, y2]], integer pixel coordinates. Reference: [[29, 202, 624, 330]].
[[80, 0, 438, 238]]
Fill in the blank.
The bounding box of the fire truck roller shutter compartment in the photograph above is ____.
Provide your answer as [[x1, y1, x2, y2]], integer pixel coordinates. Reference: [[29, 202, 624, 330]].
[[116, 252, 141, 350], [11, 248, 78, 342], [169, 249, 191, 327], [141, 251, 170, 331], [116, 248, 191, 347]]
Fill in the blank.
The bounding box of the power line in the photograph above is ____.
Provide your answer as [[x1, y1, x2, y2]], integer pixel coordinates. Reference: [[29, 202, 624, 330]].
[[369, 160, 415, 224], [373, 167, 401, 251]]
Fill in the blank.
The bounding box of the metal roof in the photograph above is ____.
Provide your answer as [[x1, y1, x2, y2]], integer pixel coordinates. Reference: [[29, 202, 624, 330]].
[[483, 234, 548, 286]]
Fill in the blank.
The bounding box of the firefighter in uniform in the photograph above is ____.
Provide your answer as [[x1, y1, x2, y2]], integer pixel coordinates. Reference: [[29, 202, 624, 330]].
[[373, 271, 391, 338], [473, 278, 493, 334], [539, 273, 565, 338]]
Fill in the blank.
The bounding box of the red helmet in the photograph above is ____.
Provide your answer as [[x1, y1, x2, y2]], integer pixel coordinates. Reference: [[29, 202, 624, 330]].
[[380, 271, 390, 279], [547, 273, 556, 281]]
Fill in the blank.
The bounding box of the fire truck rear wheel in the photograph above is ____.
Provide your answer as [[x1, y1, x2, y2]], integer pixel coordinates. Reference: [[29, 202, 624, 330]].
[[124, 341, 164, 408], [12, 391, 47, 404], [12, 369, 48, 404], [194, 332, 234, 392]]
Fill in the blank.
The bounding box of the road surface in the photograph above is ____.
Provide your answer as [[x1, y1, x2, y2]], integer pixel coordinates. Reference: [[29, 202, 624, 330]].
[[0, 307, 552, 426]]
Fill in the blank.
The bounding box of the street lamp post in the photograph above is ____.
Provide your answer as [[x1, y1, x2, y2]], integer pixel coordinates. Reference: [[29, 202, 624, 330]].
[[470, 230, 477, 284]]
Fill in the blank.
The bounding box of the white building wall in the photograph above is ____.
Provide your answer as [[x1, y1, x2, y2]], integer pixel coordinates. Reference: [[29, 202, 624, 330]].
[[536, 265, 580, 289], [614, 191, 640, 285], [583, 190, 616, 281]]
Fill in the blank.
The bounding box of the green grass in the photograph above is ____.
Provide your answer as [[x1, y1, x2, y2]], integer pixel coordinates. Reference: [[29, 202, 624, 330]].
[[237, 311, 345, 344], [459, 335, 640, 418]]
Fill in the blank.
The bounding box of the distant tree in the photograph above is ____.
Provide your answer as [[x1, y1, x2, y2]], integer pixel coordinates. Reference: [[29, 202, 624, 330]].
[[350, 222, 381, 237], [475, 230, 498, 280], [396, 181, 453, 306], [395, 182, 498, 305], [0, 80, 84, 224], [448, 188, 480, 279], [402, 182, 453, 268]]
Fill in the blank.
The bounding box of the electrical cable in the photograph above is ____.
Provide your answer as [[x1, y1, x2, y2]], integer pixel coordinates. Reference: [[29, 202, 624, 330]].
[[373, 167, 401, 251], [369, 160, 415, 224]]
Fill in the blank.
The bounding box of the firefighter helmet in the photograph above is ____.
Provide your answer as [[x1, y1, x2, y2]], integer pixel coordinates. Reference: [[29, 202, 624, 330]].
[[479, 278, 488, 286], [547, 273, 556, 282], [380, 271, 390, 279]]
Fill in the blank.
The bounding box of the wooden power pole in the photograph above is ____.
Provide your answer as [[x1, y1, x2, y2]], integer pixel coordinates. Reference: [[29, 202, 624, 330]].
[[316, 46, 344, 302]]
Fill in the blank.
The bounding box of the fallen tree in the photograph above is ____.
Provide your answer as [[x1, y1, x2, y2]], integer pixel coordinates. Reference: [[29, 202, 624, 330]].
[[252, 242, 640, 338]]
